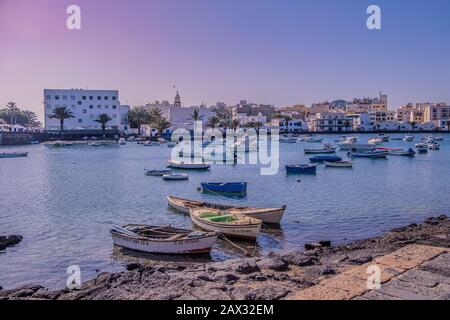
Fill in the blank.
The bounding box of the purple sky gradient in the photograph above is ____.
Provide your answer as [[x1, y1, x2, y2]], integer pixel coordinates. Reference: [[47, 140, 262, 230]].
[[1, 0, 450, 121]]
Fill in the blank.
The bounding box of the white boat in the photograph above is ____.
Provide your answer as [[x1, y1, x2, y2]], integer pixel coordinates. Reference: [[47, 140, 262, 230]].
[[388, 148, 415, 156], [145, 169, 172, 176], [304, 137, 323, 143], [377, 134, 390, 142], [168, 160, 210, 170], [167, 196, 286, 224], [110, 224, 218, 254], [428, 142, 440, 150], [162, 173, 189, 180], [167, 142, 177, 148], [433, 136, 444, 141], [415, 143, 428, 153], [190, 208, 262, 241], [0, 152, 28, 158], [349, 150, 388, 158], [304, 143, 336, 154], [143, 141, 160, 146], [29, 140, 40, 145], [403, 135, 414, 142], [368, 137, 383, 145], [324, 160, 353, 168], [88, 141, 101, 146], [118, 138, 126, 145]]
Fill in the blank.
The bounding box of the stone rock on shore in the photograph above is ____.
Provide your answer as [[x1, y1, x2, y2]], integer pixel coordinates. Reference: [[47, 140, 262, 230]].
[[0, 235, 23, 251]]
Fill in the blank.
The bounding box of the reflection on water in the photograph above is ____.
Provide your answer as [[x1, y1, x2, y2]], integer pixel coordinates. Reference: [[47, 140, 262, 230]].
[[0, 133, 449, 289]]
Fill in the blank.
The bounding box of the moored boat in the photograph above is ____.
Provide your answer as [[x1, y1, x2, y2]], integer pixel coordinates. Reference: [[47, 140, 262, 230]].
[[286, 164, 317, 174], [168, 160, 210, 170], [145, 169, 172, 176], [143, 141, 160, 146], [167, 196, 286, 224], [304, 137, 323, 143], [368, 137, 383, 145], [388, 148, 415, 156], [349, 150, 388, 158], [162, 173, 189, 180], [190, 208, 262, 241], [427, 142, 440, 150], [403, 135, 414, 142], [0, 152, 28, 158], [415, 143, 428, 153], [324, 160, 353, 168], [110, 224, 218, 254], [337, 143, 373, 151], [304, 143, 336, 154], [118, 138, 126, 145], [309, 155, 342, 163], [200, 182, 247, 194], [279, 137, 297, 143]]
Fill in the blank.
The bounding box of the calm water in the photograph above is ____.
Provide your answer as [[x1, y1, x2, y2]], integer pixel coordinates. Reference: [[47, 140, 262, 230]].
[[1, 133, 449, 289]]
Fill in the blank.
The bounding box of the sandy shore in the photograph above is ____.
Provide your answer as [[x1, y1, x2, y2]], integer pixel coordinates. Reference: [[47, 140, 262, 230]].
[[1, 215, 449, 300]]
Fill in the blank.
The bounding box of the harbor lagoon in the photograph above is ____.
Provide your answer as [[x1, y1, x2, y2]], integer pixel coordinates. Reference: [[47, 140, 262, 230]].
[[0, 133, 449, 289]]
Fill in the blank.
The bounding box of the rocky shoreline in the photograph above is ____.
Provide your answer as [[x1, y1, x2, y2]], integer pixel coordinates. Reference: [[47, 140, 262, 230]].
[[1, 215, 449, 300]]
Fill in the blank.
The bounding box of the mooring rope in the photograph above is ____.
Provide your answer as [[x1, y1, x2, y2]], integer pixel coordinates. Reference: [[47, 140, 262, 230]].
[[218, 233, 257, 257]]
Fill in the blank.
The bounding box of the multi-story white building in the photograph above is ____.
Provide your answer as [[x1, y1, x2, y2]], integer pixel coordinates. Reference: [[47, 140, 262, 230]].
[[44, 89, 129, 132], [308, 112, 354, 132]]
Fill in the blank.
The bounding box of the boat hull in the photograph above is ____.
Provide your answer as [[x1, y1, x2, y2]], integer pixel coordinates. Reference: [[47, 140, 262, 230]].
[[190, 212, 261, 240], [286, 165, 316, 174], [200, 182, 247, 194], [309, 156, 342, 163], [304, 148, 336, 154], [337, 143, 373, 151], [168, 162, 210, 170], [0, 152, 28, 158], [111, 231, 218, 254]]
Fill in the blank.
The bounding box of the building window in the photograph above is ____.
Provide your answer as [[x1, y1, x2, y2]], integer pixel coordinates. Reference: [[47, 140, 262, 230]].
[[112, 105, 116, 109], [89, 96, 93, 100], [89, 105, 93, 109], [82, 109, 87, 113], [71, 95, 76, 100], [97, 105, 101, 109], [112, 96, 116, 100], [97, 96, 101, 100], [78, 119, 82, 123], [62, 95, 67, 100], [104, 96, 108, 100], [55, 95, 59, 100], [78, 101, 82, 105], [82, 96, 86, 100], [105, 105, 109, 109], [46, 104, 51, 109], [46, 95, 51, 99]]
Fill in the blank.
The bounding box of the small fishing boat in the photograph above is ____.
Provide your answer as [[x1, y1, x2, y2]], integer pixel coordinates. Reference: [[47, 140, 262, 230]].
[[110, 224, 218, 254], [167, 196, 286, 224], [433, 136, 444, 141], [403, 135, 414, 142], [324, 160, 353, 168], [190, 208, 262, 240], [349, 150, 388, 158], [279, 137, 297, 143], [0, 152, 28, 158], [377, 134, 390, 142], [304, 143, 336, 154], [145, 169, 172, 176], [29, 140, 40, 145], [388, 148, 415, 156], [415, 143, 428, 153], [162, 173, 189, 181], [88, 141, 101, 146], [309, 155, 342, 163], [200, 182, 247, 194], [427, 142, 440, 150], [118, 138, 126, 145], [168, 160, 210, 170], [304, 137, 323, 143], [391, 137, 403, 141], [143, 141, 160, 146], [368, 137, 383, 145], [286, 164, 317, 174]]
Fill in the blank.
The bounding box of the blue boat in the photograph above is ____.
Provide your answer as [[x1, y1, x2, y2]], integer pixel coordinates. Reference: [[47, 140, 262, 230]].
[[309, 155, 342, 163], [286, 164, 317, 174], [200, 182, 247, 194]]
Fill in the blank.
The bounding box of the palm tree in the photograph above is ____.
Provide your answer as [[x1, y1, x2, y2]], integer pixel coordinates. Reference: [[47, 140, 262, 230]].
[[94, 113, 112, 138], [152, 116, 171, 138], [214, 105, 232, 128], [48, 106, 75, 138], [189, 108, 204, 122], [207, 116, 220, 129], [149, 107, 163, 120], [127, 106, 150, 135], [410, 121, 417, 132], [231, 119, 240, 130]]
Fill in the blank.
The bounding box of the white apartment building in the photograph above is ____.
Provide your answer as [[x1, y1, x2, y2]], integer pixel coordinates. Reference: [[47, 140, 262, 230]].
[[308, 112, 354, 132], [345, 93, 388, 114], [44, 89, 129, 132]]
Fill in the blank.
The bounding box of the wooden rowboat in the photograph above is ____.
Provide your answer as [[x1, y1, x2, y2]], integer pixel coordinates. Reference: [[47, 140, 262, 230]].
[[110, 224, 218, 254], [168, 160, 210, 170], [190, 208, 262, 241], [167, 196, 285, 224]]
